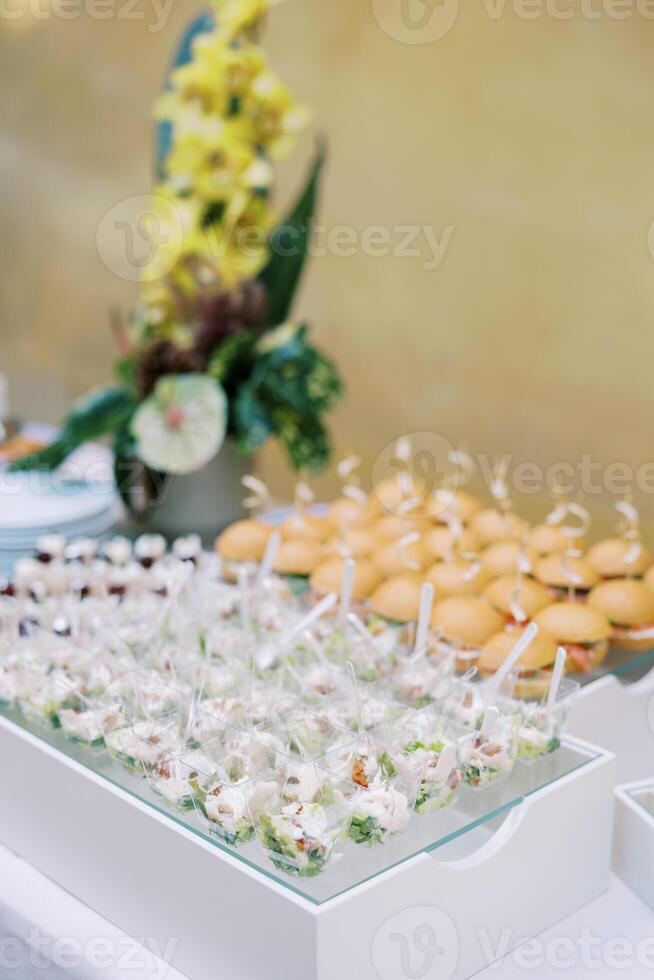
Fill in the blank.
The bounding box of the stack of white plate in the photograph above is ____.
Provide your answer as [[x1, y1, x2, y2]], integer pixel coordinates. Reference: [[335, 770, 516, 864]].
[[0, 473, 117, 579]]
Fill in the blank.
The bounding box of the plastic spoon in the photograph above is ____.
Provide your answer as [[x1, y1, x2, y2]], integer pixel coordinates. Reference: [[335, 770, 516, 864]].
[[256, 593, 338, 669], [480, 705, 500, 740], [257, 531, 281, 588], [338, 558, 356, 627], [433, 742, 458, 782], [487, 622, 539, 697], [236, 565, 252, 637], [414, 582, 435, 656], [346, 612, 379, 654], [546, 647, 567, 733]]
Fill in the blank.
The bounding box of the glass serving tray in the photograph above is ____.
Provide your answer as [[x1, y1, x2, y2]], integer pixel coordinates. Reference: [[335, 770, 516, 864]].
[[0, 703, 598, 905], [577, 645, 654, 688]]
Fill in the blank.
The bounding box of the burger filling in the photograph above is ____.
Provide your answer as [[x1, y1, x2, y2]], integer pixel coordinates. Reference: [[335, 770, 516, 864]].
[[608, 620, 654, 642], [561, 641, 604, 673], [546, 586, 591, 602]]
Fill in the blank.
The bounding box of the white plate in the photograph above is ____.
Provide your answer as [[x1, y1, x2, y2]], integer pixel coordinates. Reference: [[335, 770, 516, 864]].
[[0, 474, 115, 532]]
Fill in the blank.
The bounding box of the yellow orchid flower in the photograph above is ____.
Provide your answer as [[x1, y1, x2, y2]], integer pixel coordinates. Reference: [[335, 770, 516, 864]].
[[211, 0, 286, 35], [143, 0, 308, 316]]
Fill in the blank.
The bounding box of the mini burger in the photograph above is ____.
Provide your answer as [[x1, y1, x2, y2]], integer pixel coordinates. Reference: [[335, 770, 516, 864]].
[[373, 537, 431, 579], [373, 514, 431, 541], [425, 489, 483, 526], [588, 578, 654, 651], [422, 525, 479, 562], [215, 520, 272, 581], [481, 541, 532, 580], [424, 558, 491, 597], [369, 573, 424, 623], [529, 524, 576, 558], [328, 495, 380, 529], [479, 626, 558, 683], [533, 602, 610, 673], [310, 558, 381, 602], [373, 476, 427, 514], [323, 527, 379, 560], [470, 509, 528, 547], [430, 596, 504, 669], [273, 539, 323, 582], [586, 538, 652, 580], [533, 554, 599, 600], [279, 511, 333, 543], [483, 575, 552, 626]]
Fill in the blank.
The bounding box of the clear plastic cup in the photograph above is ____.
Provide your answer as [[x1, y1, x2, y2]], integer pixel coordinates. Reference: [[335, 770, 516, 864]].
[[503, 671, 580, 763], [459, 709, 521, 790], [249, 760, 352, 877], [318, 737, 422, 846]]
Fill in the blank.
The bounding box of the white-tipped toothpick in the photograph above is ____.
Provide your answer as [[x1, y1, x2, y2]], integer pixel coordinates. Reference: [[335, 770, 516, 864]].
[[490, 622, 539, 694], [257, 531, 281, 587], [338, 558, 356, 627], [241, 474, 270, 513], [546, 647, 567, 727], [414, 581, 435, 656]]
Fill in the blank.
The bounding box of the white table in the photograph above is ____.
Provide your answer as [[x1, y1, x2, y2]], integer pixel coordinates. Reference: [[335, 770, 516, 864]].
[[1, 844, 653, 980]]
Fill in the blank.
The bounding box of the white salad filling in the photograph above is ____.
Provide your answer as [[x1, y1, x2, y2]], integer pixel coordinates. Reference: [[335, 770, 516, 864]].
[[258, 802, 337, 877], [349, 777, 412, 843]]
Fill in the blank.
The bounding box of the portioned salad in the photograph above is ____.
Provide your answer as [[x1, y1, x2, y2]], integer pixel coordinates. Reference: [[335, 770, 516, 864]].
[[192, 777, 278, 846], [402, 740, 461, 814], [258, 802, 341, 877], [348, 776, 412, 845], [19, 670, 78, 729], [57, 701, 123, 748], [105, 720, 180, 774], [147, 748, 216, 810], [514, 701, 563, 762], [461, 713, 519, 789]]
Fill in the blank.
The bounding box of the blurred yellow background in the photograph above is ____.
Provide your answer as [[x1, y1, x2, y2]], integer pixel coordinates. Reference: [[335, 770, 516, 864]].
[[2, 0, 654, 526]]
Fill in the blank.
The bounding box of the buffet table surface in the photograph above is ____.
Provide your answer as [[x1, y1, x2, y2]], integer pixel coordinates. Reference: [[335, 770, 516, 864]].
[[1, 843, 652, 980]]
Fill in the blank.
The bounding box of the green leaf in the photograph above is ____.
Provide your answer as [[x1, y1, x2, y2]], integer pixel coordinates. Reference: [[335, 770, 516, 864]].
[[234, 388, 274, 457], [9, 387, 135, 473], [207, 331, 257, 385], [257, 140, 327, 326], [232, 323, 342, 471]]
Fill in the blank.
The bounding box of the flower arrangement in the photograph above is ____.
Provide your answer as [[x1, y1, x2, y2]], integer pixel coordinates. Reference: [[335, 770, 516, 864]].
[[14, 0, 342, 496]]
